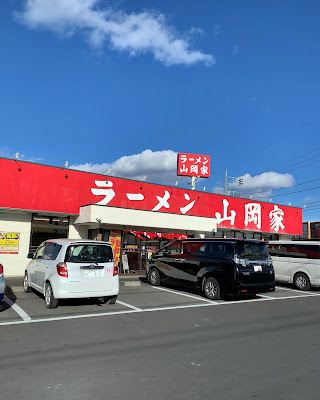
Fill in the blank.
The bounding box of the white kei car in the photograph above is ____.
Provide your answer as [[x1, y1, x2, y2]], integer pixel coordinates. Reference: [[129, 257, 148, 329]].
[[24, 239, 119, 308]]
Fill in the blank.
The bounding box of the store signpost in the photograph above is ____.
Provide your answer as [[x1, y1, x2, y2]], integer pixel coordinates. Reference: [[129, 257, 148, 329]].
[[177, 153, 211, 190]]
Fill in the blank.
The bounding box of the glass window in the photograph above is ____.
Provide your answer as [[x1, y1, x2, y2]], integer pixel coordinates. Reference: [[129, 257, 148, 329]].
[[225, 231, 234, 238], [213, 230, 224, 238], [35, 245, 46, 259], [182, 241, 234, 258], [235, 231, 244, 238], [208, 242, 234, 258], [44, 242, 62, 260], [65, 244, 114, 263], [236, 242, 269, 259], [165, 241, 182, 255], [183, 242, 205, 255], [268, 244, 320, 259]]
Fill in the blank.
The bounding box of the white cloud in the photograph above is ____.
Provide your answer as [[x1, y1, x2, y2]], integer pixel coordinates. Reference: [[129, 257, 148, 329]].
[[0, 147, 12, 158], [15, 0, 215, 66], [70, 149, 188, 185], [232, 44, 239, 56], [0, 147, 43, 163], [213, 171, 295, 199]]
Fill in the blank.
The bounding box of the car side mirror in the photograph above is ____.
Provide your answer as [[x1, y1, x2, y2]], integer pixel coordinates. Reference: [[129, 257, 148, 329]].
[[27, 253, 34, 259]]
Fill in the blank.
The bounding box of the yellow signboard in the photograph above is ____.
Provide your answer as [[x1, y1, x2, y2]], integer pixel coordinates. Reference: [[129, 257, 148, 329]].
[[0, 232, 20, 254]]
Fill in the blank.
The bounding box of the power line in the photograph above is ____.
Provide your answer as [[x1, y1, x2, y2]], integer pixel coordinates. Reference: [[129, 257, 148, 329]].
[[266, 143, 320, 170], [264, 120, 314, 150], [233, 177, 320, 196], [228, 156, 320, 196], [304, 199, 320, 206], [237, 157, 320, 187], [304, 203, 320, 210], [254, 184, 320, 199]]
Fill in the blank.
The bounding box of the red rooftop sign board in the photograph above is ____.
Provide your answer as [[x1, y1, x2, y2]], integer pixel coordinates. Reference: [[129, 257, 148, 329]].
[[177, 153, 210, 178], [0, 158, 302, 235]]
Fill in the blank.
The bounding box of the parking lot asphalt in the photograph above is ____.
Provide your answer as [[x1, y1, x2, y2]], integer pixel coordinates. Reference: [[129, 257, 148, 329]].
[[1, 277, 320, 325], [1, 280, 320, 400]]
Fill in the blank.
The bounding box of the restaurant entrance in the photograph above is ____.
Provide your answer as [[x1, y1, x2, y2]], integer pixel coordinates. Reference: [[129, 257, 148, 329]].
[[121, 232, 161, 274], [120, 231, 186, 274]]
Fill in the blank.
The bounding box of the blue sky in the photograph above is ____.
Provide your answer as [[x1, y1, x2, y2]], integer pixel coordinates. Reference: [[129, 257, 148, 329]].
[[1, 0, 320, 221]]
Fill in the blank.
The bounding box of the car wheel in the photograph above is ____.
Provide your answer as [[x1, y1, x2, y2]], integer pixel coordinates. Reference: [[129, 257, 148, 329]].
[[96, 297, 107, 304], [23, 272, 32, 293], [109, 295, 117, 305], [97, 296, 117, 304], [45, 282, 59, 309], [203, 277, 221, 300], [149, 268, 160, 286], [294, 273, 311, 291]]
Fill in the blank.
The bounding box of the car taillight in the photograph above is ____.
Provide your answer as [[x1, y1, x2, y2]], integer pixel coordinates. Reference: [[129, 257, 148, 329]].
[[113, 263, 118, 276], [56, 262, 68, 278], [0, 264, 3, 275]]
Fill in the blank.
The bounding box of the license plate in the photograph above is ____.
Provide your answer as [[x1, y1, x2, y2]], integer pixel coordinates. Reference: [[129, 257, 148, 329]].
[[254, 265, 262, 272], [85, 270, 100, 277]]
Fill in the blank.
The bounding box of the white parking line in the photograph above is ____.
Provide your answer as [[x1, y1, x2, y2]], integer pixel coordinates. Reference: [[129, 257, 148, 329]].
[[276, 286, 319, 295], [151, 286, 220, 304], [116, 300, 143, 311], [219, 293, 319, 305], [144, 303, 215, 312], [1, 288, 320, 327], [4, 296, 31, 321], [0, 309, 138, 326], [258, 294, 277, 300]]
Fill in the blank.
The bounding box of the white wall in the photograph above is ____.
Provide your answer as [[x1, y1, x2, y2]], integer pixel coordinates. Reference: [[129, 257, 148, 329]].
[[0, 211, 32, 277], [69, 216, 88, 239], [75, 205, 217, 234]]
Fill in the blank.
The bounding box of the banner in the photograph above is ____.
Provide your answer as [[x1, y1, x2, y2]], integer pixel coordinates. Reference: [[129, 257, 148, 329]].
[[109, 230, 122, 265], [0, 232, 20, 254], [0, 157, 303, 235]]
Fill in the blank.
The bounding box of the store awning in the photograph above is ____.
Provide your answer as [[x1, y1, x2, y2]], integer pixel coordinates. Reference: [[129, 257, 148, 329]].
[[74, 205, 217, 234]]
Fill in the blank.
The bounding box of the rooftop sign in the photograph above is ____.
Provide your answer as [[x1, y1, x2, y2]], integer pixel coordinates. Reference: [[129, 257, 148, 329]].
[[0, 158, 302, 235], [177, 153, 210, 178]]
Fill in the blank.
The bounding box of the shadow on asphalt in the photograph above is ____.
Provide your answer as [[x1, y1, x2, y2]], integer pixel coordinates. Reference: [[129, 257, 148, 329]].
[[30, 288, 118, 308], [0, 286, 17, 312], [145, 280, 249, 302], [275, 281, 320, 292]]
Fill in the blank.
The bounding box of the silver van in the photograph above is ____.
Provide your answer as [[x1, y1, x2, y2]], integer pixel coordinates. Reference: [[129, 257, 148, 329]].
[[268, 241, 320, 290]]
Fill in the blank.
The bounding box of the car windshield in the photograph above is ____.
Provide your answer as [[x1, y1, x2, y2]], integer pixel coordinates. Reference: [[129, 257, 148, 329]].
[[65, 244, 113, 263], [236, 242, 269, 260]]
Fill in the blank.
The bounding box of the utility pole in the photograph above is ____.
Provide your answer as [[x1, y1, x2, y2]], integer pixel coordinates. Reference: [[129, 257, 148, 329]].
[[224, 170, 243, 197], [191, 176, 198, 190]]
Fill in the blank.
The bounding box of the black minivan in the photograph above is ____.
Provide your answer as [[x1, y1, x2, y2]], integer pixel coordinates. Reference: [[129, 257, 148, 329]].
[[146, 238, 275, 299]]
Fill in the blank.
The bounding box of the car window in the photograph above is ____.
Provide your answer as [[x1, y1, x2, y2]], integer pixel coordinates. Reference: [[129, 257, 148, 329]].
[[65, 244, 114, 263], [236, 242, 269, 259], [183, 242, 206, 256], [209, 243, 234, 258], [44, 243, 62, 260], [183, 242, 234, 258], [268, 244, 320, 259], [165, 241, 182, 255], [35, 245, 46, 259]]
